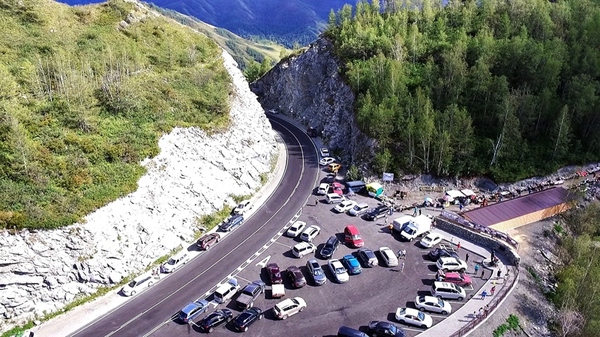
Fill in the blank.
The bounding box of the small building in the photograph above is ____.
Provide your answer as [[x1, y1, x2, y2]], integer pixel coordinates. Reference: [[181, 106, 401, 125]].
[[462, 187, 572, 231]]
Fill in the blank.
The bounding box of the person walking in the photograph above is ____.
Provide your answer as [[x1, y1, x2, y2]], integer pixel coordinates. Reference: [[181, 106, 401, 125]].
[[484, 305, 490, 317], [481, 290, 488, 300], [465, 253, 470, 263], [314, 198, 319, 206], [497, 269, 502, 279], [457, 241, 461, 251], [481, 269, 486, 279], [490, 285, 496, 296], [474, 263, 480, 274]]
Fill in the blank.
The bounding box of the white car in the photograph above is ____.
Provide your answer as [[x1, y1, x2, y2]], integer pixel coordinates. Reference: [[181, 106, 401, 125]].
[[419, 232, 444, 248], [300, 225, 321, 242], [328, 259, 349, 283], [334, 200, 357, 213], [436, 257, 468, 273], [233, 200, 253, 215], [326, 193, 345, 204], [213, 278, 240, 304], [292, 242, 317, 258], [379, 247, 399, 267], [161, 251, 190, 273], [286, 221, 307, 237], [319, 148, 330, 157], [349, 203, 370, 216], [121, 274, 155, 296], [395, 307, 433, 328], [316, 183, 330, 195], [319, 157, 336, 166], [415, 295, 452, 315], [273, 297, 307, 320]]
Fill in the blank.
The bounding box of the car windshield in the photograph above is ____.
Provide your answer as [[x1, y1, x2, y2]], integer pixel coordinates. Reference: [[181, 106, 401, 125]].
[[335, 267, 345, 274], [127, 280, 137, 287], [437, 298, 445, 307], [351, 235, 360, 240], [418, 312, 425, 321], [389, 325, 397, 333], [166, 258, 177, 265], [423, 237, 432, 242], [313, 269, 323, 276]]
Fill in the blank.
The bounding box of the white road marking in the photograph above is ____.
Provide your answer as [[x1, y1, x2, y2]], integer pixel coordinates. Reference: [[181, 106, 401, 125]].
[[255, 255, 272, 268], [272, 241, 291, 248]]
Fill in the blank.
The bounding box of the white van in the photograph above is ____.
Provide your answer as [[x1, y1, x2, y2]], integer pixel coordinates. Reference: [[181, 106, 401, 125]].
[[214, 278, 240, 304], [326, 193, 345, 204], [431, 281, 466, 301], [161, 251, 190, 273]]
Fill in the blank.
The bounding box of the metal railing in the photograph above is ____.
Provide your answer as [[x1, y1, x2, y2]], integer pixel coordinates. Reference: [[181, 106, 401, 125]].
[[439, 211, 519, 249]]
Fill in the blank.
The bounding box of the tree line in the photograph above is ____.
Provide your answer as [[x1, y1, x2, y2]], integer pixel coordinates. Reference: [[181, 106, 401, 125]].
[[325, 0, 600, 181]]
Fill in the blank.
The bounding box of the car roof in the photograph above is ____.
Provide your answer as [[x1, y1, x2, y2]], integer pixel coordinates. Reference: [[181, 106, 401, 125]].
[[439, 256, 457, 262], [419, 295, 441, 302]]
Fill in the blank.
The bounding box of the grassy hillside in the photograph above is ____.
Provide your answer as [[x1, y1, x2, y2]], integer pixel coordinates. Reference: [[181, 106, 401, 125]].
[[148, 4, 288, 69], [0, 0, 231, 230]]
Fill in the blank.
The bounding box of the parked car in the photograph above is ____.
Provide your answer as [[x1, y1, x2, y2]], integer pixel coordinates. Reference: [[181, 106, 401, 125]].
[[121, 274, 155, 296], [161, 251, 190, 273], [292, 241, 316, 258], [379, 247, 399, 267], [235, 281, 266, 310], [334, 200, 357, 213], [349, 203, 370, 216], [306, 259, 326, 285], [300, 225, 321, 242], [395, 307, 433, 328], [442, 272, 473, 286], [328, 259, 349, 283], [344, 225, 364, 248], [219, 215, 244, 232], [436, 257, 468, 272], [213, 278, 240, 304], [266, 263, 283, 284], [427, 248, 459, 261], [319, 148, 330, 157], [317, 183, 330, 195], [196, 233, 220, 250], [367, 320, 407, 337], [341, 254, 362, 275], [197, 309, 233, 332], [319, 235, 340, 259], [430, 281, 467, 301], [286, 221, 307, 238], [365, 205, 390, 221], [326, 193, 345, 204], [319, 157, 336, 166], [327, 162, 342, 172], [286, 266, 307, 288], [415, 296, 452, 315], [273, 297, 307, 320], [419, 232, 444, 248], [332, 182, 344, 196], [357, 248, 379, 267], [178, 300, 210, 323], [232, 307, 263, 332], [233, 200, 253, 215]]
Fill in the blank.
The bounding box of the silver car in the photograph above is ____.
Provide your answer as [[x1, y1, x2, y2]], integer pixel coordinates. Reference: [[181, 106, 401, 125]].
[[306, 259, 326, 286]]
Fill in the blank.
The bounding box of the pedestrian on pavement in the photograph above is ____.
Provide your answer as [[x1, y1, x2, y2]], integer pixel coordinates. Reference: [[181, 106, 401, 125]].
[[481, 269, 486, 279], [484, 305, 490, 317], [491, 285, 496, 295], [478, 307, 483, 317], [465, 253, 470, 263], [419, 209, 422, 216], [314, 198, 319, 206], [481, 290, 488, 300], [474, 263, 480, 274], [497, 269, 502, 279], [457, 241, 461, 251]]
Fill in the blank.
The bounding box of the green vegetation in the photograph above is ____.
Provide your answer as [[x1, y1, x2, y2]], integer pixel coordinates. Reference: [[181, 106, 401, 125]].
[[551, 203, 600, 336], [326, 0, 600, 181], [493, 314, 521, 337], [0, 0, 231, 230]]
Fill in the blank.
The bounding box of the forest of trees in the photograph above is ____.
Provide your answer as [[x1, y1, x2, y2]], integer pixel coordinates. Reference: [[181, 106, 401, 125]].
[[325, 0, 600, 182]]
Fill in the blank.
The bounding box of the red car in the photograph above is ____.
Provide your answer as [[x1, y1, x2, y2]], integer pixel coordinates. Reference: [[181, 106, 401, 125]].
[[266, 263, 283, 284], [332, 182, 344, 196], [443, 272, 472, 286]]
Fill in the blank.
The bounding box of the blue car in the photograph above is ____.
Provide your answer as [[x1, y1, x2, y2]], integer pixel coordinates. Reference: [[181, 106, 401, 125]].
[[219, 215, 244, 232], [342, 254, 362, 275], [178, 299, 210, 323]]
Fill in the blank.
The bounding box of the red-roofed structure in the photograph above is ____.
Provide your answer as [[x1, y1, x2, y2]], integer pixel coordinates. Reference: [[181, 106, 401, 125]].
[[462, 187, 572, 231]]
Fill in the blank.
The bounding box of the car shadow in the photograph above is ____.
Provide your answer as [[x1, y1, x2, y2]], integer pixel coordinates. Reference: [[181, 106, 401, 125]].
[[386, 312, 397, 323], [416, 290, 431, 297], [281, 250, 296, 259], [263, 308, 278, 321], [427, 264, 438, 272], [421, 278, 434, 286]]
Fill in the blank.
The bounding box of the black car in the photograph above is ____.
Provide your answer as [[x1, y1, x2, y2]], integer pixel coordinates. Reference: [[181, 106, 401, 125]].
[[233, 307, 263, 332], [364, 205, 390, 221], [286, 265, 307, 288], [219, 215, 244, 232], [197, 309, 233, 333], [319, 235, 340, 259], [427, 248, 460, 261], [368, 320, 406, 337]]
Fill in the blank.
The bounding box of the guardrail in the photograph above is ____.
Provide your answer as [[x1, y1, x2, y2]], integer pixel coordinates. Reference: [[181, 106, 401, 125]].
[[439, 211, 519, 249]]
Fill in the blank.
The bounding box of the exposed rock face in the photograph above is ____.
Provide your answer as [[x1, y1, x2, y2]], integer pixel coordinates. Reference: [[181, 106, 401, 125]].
[[0, 50, 276, 329], [251, 38, 376, 167]]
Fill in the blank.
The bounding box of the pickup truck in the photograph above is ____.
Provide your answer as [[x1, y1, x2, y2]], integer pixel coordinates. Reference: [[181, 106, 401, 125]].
[[235, 280, 266, 310]]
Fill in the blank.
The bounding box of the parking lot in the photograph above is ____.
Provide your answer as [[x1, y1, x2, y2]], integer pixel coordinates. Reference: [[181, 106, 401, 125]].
[[157, 172, 486, 336]]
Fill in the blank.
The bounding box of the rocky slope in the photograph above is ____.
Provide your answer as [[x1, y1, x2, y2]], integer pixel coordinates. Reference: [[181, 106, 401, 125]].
[[251, 38, 376, 169], [0, 51, 277, 330]]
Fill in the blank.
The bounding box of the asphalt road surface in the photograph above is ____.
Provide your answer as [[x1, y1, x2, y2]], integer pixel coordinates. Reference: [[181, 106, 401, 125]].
[[70, 117, 320, 337]]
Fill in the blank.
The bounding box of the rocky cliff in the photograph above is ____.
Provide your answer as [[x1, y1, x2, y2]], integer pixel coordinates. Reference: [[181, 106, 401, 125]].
[[0, 51, 277, 329], [251, 38, 376, 168]]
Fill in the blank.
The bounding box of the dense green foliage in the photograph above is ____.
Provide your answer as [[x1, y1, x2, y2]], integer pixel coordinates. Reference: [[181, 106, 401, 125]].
[[0, 0, 231, 229], [326, 0, 600, 181], [553, 203, 600, 336]]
